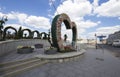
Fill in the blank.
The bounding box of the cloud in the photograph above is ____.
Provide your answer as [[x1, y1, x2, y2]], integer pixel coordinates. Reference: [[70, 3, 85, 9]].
[[0, 12, 28, 23], [55, 0, 92, 21], [77, 20, 100, 29], [92, 0, 99, 14], [25, 15, 51, 29], [0, 12, 28, 26], [93, 0, 99, 7], [1, 0, 119, 41], [52, 0, 101, 40], [94, 0, 120, 17], [4, 24, 29, 30], [0, 11, 51, 30], [61, 26, 85, 41], [8, 12, 30, 26], [96, 25, 120, 34], [49, 0, 56, 6], [55, 1, 100, 26], [61, 20, 99, 40], [88, 25, 120, 39]]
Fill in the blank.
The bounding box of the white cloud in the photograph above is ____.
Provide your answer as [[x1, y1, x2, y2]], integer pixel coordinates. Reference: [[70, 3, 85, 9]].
[[92, 0, 99, 14], [7, 13, 16, 19], [96, 25, 120, 34], [76, 20, 100, 39], [4, 24, 29, 30], [55, 0, 92, 21], [77, 20, 100, 29], [94, 0, 120, 17], [52, 0, 101, 40], [2, 0, 120, 41], [49, 0, 56, 6], [0, 11, 51, 30], [0, 12, 3, 18], [7, 12, 28, 24], [0, 12, 28, 22], [93, 0, 99, 7], [88, 25, 120, 39], [17, 13, 28, 24], [25, 15, 51, 29], [61, 20, 99, 41]]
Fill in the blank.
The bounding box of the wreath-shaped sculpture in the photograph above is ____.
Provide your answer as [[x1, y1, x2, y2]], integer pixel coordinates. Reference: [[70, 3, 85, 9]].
[[3, 26, 17, 40], [41, 32, 48, 39], [21, 29, 32, 38], [32, 30, 40, 38], [51, 13, 77, 51]]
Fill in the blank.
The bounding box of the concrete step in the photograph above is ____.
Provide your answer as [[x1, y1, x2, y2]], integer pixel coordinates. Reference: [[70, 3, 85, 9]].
[[0, 58, 49, 77], [0, 57, 37, 67], [0, 58, 41, 72]]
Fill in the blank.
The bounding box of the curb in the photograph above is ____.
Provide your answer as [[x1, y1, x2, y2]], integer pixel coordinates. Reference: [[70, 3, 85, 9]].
[[35, 49, 86, 62]]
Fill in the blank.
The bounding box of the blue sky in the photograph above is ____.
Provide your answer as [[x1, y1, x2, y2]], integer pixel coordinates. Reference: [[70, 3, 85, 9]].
[[0, 0, 120, 40]]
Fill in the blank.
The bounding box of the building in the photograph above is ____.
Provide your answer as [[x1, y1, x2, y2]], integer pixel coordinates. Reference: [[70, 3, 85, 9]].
[[107, 31, 120, 44]]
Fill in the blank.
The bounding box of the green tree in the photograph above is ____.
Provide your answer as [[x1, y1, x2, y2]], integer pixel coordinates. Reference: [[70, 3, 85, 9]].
[[17, 26, 23, 39]]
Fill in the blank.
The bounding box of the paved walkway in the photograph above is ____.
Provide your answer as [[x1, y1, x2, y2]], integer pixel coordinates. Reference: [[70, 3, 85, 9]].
[[0, 48, 45, 63], [0, 43, 85, 63], [12, 48, 120, 77]]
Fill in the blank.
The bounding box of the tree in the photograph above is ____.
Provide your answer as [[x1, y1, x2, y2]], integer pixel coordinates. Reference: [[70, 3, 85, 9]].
[[17, 26, 23, 39]]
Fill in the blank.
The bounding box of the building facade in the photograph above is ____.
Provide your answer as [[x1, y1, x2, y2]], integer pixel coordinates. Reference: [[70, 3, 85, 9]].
[[107, 31, 120, 44]]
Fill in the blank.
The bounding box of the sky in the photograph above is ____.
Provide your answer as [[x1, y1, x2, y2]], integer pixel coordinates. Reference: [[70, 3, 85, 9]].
[[0, 0, 120, 40]]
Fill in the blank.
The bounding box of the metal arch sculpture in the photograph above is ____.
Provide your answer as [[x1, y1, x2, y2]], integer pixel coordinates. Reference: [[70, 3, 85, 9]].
[[21, 29, 32, 38], [40, 32, 48, 39], [32, 30, 40, 38], [71, 22, 77, 42], [3, 26, 17, 40], [71, 22, 77, 47], [51, 13, 77, 51]]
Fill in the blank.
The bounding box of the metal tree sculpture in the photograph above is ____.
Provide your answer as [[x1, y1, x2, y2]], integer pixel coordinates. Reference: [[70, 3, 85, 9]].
[[17, 26, 23, 39], [0, 15, 8, 40]]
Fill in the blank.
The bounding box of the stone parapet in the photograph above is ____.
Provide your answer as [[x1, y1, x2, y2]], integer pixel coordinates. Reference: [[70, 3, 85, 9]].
[[0, 39, 50, 56]]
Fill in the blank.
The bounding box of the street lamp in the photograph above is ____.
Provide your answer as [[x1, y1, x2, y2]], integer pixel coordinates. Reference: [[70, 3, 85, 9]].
[[0, 15, 8, 40], [0, 15, 8, 28], [95, 33, 97, 49]]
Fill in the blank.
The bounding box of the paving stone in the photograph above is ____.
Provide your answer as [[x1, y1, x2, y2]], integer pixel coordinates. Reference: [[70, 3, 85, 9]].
[[2, 47, 120, 77]]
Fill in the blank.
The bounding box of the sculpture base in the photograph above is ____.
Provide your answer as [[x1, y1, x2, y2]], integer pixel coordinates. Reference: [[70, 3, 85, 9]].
[[44, 47, 58, 54]]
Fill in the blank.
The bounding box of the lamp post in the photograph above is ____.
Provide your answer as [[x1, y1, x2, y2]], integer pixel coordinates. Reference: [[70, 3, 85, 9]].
[[95, 33, 97, 49], [0, 15, 8, 40]]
